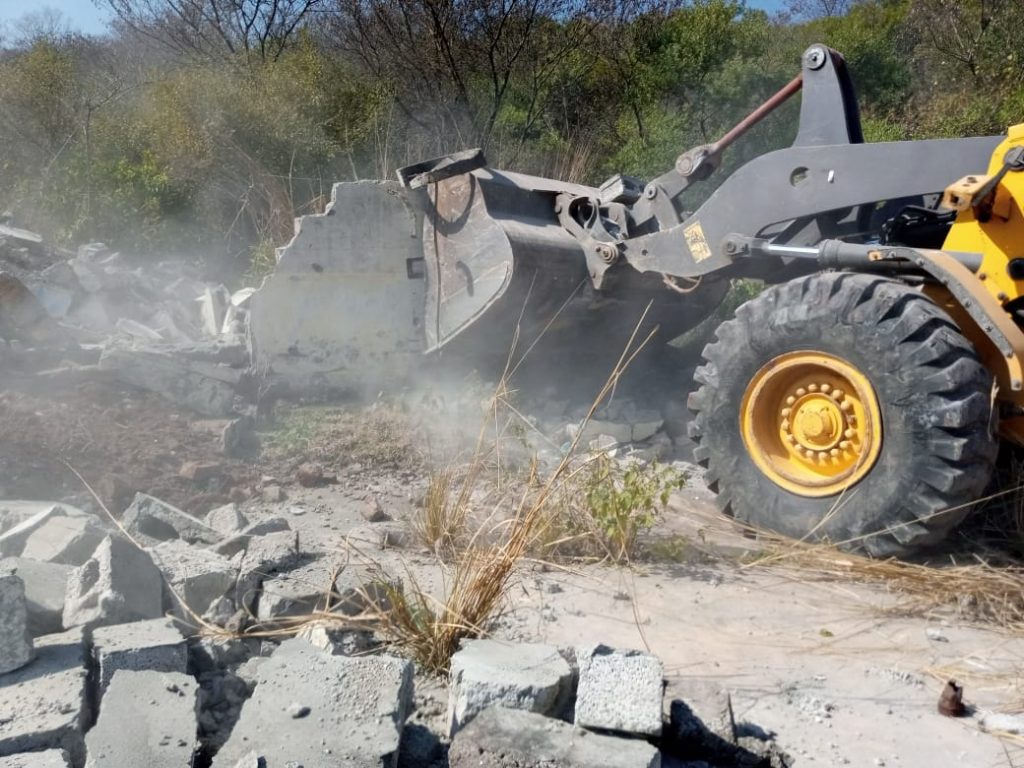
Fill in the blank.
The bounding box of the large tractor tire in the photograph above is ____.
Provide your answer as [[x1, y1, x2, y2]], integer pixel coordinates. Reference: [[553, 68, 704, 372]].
[[687, 272, 997, 556]]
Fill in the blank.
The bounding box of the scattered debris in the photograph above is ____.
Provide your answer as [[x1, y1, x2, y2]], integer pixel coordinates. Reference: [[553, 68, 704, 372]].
[[0, 573, 33, 673], [938, 680, 965, 717], [62, 536, 164, 630]]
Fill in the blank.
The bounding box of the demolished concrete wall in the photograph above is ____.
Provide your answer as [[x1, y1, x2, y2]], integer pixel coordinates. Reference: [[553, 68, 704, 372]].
[[249, 181, 426, 397]]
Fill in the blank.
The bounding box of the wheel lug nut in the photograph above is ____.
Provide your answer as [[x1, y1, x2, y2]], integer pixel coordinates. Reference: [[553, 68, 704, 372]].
[[781, 408, 791, 417], [781, 419, 790, 430], [786, 396, 796, 405], [844, 429, 855, 439], [796, 388, 807, 396], [830, 448, 840, 457], [808, 384, 818, 392], [832, 389, 844, 400], [840, 401, 852, 412], [839, 440, 851, 449], [820, 383, 831, 393]]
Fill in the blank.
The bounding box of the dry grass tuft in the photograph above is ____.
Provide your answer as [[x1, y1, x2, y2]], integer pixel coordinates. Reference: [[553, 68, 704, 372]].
[[409, 465, 475, 558], [747, 532, 1024, 632]]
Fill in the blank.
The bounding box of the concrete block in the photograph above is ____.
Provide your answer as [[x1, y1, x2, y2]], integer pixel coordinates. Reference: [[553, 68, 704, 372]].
[[447, 640, 572, 736], [150, 540, 237, 621], [84, 671, 198, 768], [92, 618, 188, 701], [255, 560, 332, 622], [0, 504, 75, 558], [448, 707, 661, 768], [205, 504, 249, 536], [211, 638, 413, 768], [0, 750, 70, 767], [296, 623, 373, 657], [20, 517, 106, 566], [664, 679, 736, 750], [0, 628, 90, 764], [213, 518, 292, 559], [62, 536, 164, 630], [122, 493, 221, 547], [575, 645, 664, 737], [0, 558, 72, 636], [0, 574, 33, 673]]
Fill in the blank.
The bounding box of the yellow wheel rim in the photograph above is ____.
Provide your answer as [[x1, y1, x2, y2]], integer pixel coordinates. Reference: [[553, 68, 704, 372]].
[[740, 351, 883, 497]]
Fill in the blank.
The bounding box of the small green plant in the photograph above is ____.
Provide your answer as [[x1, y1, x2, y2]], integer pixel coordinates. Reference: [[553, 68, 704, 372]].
[[583, 456, 686, 562], [246, 236, 279, 286]]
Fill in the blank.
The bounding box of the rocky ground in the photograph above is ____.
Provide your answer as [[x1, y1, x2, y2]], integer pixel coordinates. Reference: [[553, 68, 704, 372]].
[[2, 222, 1024, 768]]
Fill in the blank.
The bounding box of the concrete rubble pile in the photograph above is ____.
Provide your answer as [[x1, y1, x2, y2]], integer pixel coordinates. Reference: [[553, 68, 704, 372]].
[[0, 494, 788, 768], [0, 223, 253, 418]]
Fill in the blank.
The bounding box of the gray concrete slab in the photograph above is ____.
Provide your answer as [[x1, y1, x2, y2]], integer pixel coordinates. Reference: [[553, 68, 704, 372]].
[[62, 536, 164, 630], [91, 618, 188, 702], [84, 671, 197, 768], [0, 628, 89, 765], [211, 638, 413, 768], [205, 504, 249, 536], [448, 707, 661, 768], [447, 640, 572, 736]]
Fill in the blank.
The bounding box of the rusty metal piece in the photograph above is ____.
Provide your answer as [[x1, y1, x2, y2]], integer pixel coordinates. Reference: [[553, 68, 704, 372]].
[[938, 680, 965, 717]]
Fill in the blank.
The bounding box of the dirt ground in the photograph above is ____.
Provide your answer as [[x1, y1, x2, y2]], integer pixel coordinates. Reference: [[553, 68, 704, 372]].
[[3, 364, 1023, 768]]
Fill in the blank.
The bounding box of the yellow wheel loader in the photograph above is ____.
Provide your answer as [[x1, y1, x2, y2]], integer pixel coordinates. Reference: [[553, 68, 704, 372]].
[[251, 45, 1024, 556]]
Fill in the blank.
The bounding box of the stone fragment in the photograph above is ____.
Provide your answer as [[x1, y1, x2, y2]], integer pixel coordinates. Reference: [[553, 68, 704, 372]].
[[575, 645, 664, 737], [296, 623, 373, 656], [115, 317, 164, 342], [0, 628, 89, 764], [149, 540, 237, 621], [0, 574, 33, 673], [211, 639, 413, 768], [91, 618, 188, 701], [295, 463, 325, 488], [0, 750, 70, 767], [361, 498, 390, 522], [260, 485, 284, 503], [664, 679, 736, 751], [122, 493, 221, 547], [179, 461, 224, 484], [448, 707, 661, 768], [62, 536, 163, 630], [19, 517, 106, 566], [0, 558, 71, 636], [447, 640, 572, 736], [84, 671, 198, 768], [205, 504, 250, 536]]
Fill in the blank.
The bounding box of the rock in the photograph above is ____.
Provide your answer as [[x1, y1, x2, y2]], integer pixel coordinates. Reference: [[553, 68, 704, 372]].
[[206, 504, 250, 536], [447, 640, 572, 736], [114, 317, 164, 342], [979, 711, 1024, 735], [295, 463, 326, 488], [198, 285, 230, 337], [361, 498, 390, 522], [0, 558, 71, 636], [91, 618, 188, 702], [0, 750, 70, 767], [588, 434, 620, 453], [0, 628, 90, 764], [61, 536, 163, 630], [260, 485, 285, 503], [211, 639, 413, 768], [575, 645, 664, 737], [84, 671, 198, 767], [149, 540, 237, 622], [179, 461, 224, 484], [19, 516, 106, 566], [447, 707, 661, 768], [122, 493, 221, 547], [0, 574, 33, 673], [98, 346, 240, 418]]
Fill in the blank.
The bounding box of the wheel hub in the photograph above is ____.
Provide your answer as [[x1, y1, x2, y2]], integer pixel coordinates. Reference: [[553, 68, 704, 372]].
[[740, 352, 882, 497]]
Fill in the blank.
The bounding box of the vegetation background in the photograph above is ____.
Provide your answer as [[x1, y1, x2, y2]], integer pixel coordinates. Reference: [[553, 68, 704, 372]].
[[1, 0, 1021, 283]]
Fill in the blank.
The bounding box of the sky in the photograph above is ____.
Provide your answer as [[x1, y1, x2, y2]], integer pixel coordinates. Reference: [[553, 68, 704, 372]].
[[0, 0, 789, 37]]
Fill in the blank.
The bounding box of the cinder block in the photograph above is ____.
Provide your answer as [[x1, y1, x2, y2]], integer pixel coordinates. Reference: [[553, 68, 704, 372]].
[[574, 645, 664, 737], [149, 540, 237, 622], [447, 640, 571, 736], [122, 493, 221, 547], [20, 517, 106, 566], [0, 573, 33, 673], [0, 558, 72, 636], [62, 536, 163, 630], [0, 750, 70, 767]]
